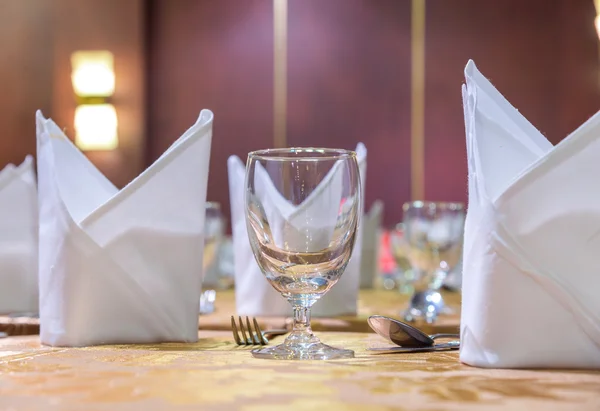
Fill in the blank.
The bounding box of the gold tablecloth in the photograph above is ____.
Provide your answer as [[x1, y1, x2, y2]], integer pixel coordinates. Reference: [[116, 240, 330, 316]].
[[200, 289, 460, 334], [0, 331, 599, 410]]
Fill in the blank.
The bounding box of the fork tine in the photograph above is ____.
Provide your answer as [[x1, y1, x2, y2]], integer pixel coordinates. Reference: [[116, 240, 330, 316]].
[[246, 316, 259, 344], [238, 316, 251, 345], [253, 317, 269, 345], [231, 316, 242, 345]]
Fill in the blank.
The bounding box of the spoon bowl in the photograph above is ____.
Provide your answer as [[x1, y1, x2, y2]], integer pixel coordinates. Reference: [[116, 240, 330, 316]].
[[368, 315, 459, 348]]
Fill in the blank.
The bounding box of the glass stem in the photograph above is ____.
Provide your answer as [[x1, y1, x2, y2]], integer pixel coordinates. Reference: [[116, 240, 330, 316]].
[[282, 305, 320, 345], [292, 306, 313, 335]]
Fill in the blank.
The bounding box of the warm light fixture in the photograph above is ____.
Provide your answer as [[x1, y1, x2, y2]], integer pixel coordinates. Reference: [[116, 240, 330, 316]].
[[70, 51, 117, 151], [74, 104, 118, 151], [595, 1, 600, 40], [71, 51, 115, 98]]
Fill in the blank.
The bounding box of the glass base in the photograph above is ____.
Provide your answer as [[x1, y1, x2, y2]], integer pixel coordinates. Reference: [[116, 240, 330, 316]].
[[251, 306, 354, 360], [402, 289, 447, 324], [251, 341, 354, 360]]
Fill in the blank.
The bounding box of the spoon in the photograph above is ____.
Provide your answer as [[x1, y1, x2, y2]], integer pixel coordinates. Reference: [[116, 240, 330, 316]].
[[367, 315, 459, 348], [368, 341, 460, 353]]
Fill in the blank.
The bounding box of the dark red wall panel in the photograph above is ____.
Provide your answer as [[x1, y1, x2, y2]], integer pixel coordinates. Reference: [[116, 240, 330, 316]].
[[423, 0, 600, 203], [147, 0, 599, 226], [287, 0, 412, 227], [0, 0, 53, 168], [147, 0, 274, 227]]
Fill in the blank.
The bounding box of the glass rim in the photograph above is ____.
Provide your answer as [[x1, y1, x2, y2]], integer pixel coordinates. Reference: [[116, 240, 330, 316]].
[[402, 201, 465, 211], [248, 147, 356, 161]]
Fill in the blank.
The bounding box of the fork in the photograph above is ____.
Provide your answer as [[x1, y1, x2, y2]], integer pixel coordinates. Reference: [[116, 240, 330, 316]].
[[230, 316, 288, 346]]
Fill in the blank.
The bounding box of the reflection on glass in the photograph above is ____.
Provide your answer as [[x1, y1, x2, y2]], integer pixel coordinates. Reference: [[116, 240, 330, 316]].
[[245, 148, 361, 360]]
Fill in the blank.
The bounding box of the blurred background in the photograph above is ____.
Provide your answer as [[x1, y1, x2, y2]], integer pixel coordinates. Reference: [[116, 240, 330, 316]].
[[1, 0, 599, 230]]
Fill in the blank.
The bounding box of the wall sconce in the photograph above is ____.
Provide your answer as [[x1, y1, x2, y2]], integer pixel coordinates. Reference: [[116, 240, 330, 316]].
[[74, 104, 118, 151], [70, 51, 118, 150]]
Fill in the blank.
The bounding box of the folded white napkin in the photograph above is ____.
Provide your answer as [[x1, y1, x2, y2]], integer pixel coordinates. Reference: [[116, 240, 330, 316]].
[[0, 156, 38, 314], [36, 109, 213, 346], [461, 60, 600, 369], [229, 144, 367, 317], [360, 200, 383, 289]]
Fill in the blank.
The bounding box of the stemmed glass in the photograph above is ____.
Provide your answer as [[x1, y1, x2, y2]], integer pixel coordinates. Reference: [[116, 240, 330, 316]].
[[389, 223, 415, 294], [245, 148, 361, 360], [202, 202, 225, 283], [402, 201, 464, 323]]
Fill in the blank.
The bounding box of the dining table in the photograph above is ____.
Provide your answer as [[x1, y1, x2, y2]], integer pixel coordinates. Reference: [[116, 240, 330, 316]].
[[0, 289, 599, 410]]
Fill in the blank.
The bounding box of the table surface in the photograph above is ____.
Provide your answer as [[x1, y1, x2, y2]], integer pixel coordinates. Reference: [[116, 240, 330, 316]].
[[1, 331, 599, 411]]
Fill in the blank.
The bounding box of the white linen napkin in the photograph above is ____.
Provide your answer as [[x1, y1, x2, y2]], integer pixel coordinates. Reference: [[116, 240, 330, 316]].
[[36, 109, 213, 347], [360, 200, 383, 289], [461, 60, 600, 369], [0, 156, 38, 314], [229, 144, 367, 317]]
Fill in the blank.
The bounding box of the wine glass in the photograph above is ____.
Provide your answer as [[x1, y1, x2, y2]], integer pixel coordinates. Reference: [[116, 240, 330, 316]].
[[388, 223, 416, 294], [202, 202, 224, 282], [245, 148, 361, 360], [402, 201, 464, 323]]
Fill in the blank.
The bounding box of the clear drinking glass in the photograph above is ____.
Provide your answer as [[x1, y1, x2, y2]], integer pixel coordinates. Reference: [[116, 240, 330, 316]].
[[203, 202, 225, 278], [402, 201, 464, 323], [245, 148, 361, 360], [389, 223, 415, 294]]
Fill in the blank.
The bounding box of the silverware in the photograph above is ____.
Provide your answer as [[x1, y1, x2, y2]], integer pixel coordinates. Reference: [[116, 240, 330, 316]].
[[230, 316, 288, 346], [367, 315, 459, 348], [368, 341, 460, 353], [199, 289, 216, 315]]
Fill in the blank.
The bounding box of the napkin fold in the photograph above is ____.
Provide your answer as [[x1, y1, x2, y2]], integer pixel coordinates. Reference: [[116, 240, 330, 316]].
[[461, 60, 600, 369], [0, 156, 38, 314], [229, 144, 367, 317], [36, 109, 213, 347]]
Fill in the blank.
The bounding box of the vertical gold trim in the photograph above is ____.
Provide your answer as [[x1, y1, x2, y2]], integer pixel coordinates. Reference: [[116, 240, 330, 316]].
[[273, 0, 288, 148], [411, 0, 426, 200], [594, 1, 600, 87]]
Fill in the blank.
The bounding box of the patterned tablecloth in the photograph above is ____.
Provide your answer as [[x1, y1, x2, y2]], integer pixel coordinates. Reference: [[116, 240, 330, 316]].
[[0, 331, 599, 411]]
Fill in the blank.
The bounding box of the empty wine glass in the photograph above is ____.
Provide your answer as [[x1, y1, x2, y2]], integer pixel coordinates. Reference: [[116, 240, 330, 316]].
[[245, 148, 361, 360], [402, 201, 464, 323], [203, 202, 225, 281], [389, 223, 416, 294]]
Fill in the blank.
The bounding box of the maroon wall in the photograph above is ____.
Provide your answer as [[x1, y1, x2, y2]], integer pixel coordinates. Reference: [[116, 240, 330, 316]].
[[147, 0, 600, 228], [0, 0, 146, 187], [145, 0, 600, 228], [51, 0, 147, 188], [147, 0, 274, 227], [287, 0, 412, 227], [0, 0, 53, 168], [2, 0, 598, 224], [423, 0, 600, 203]]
